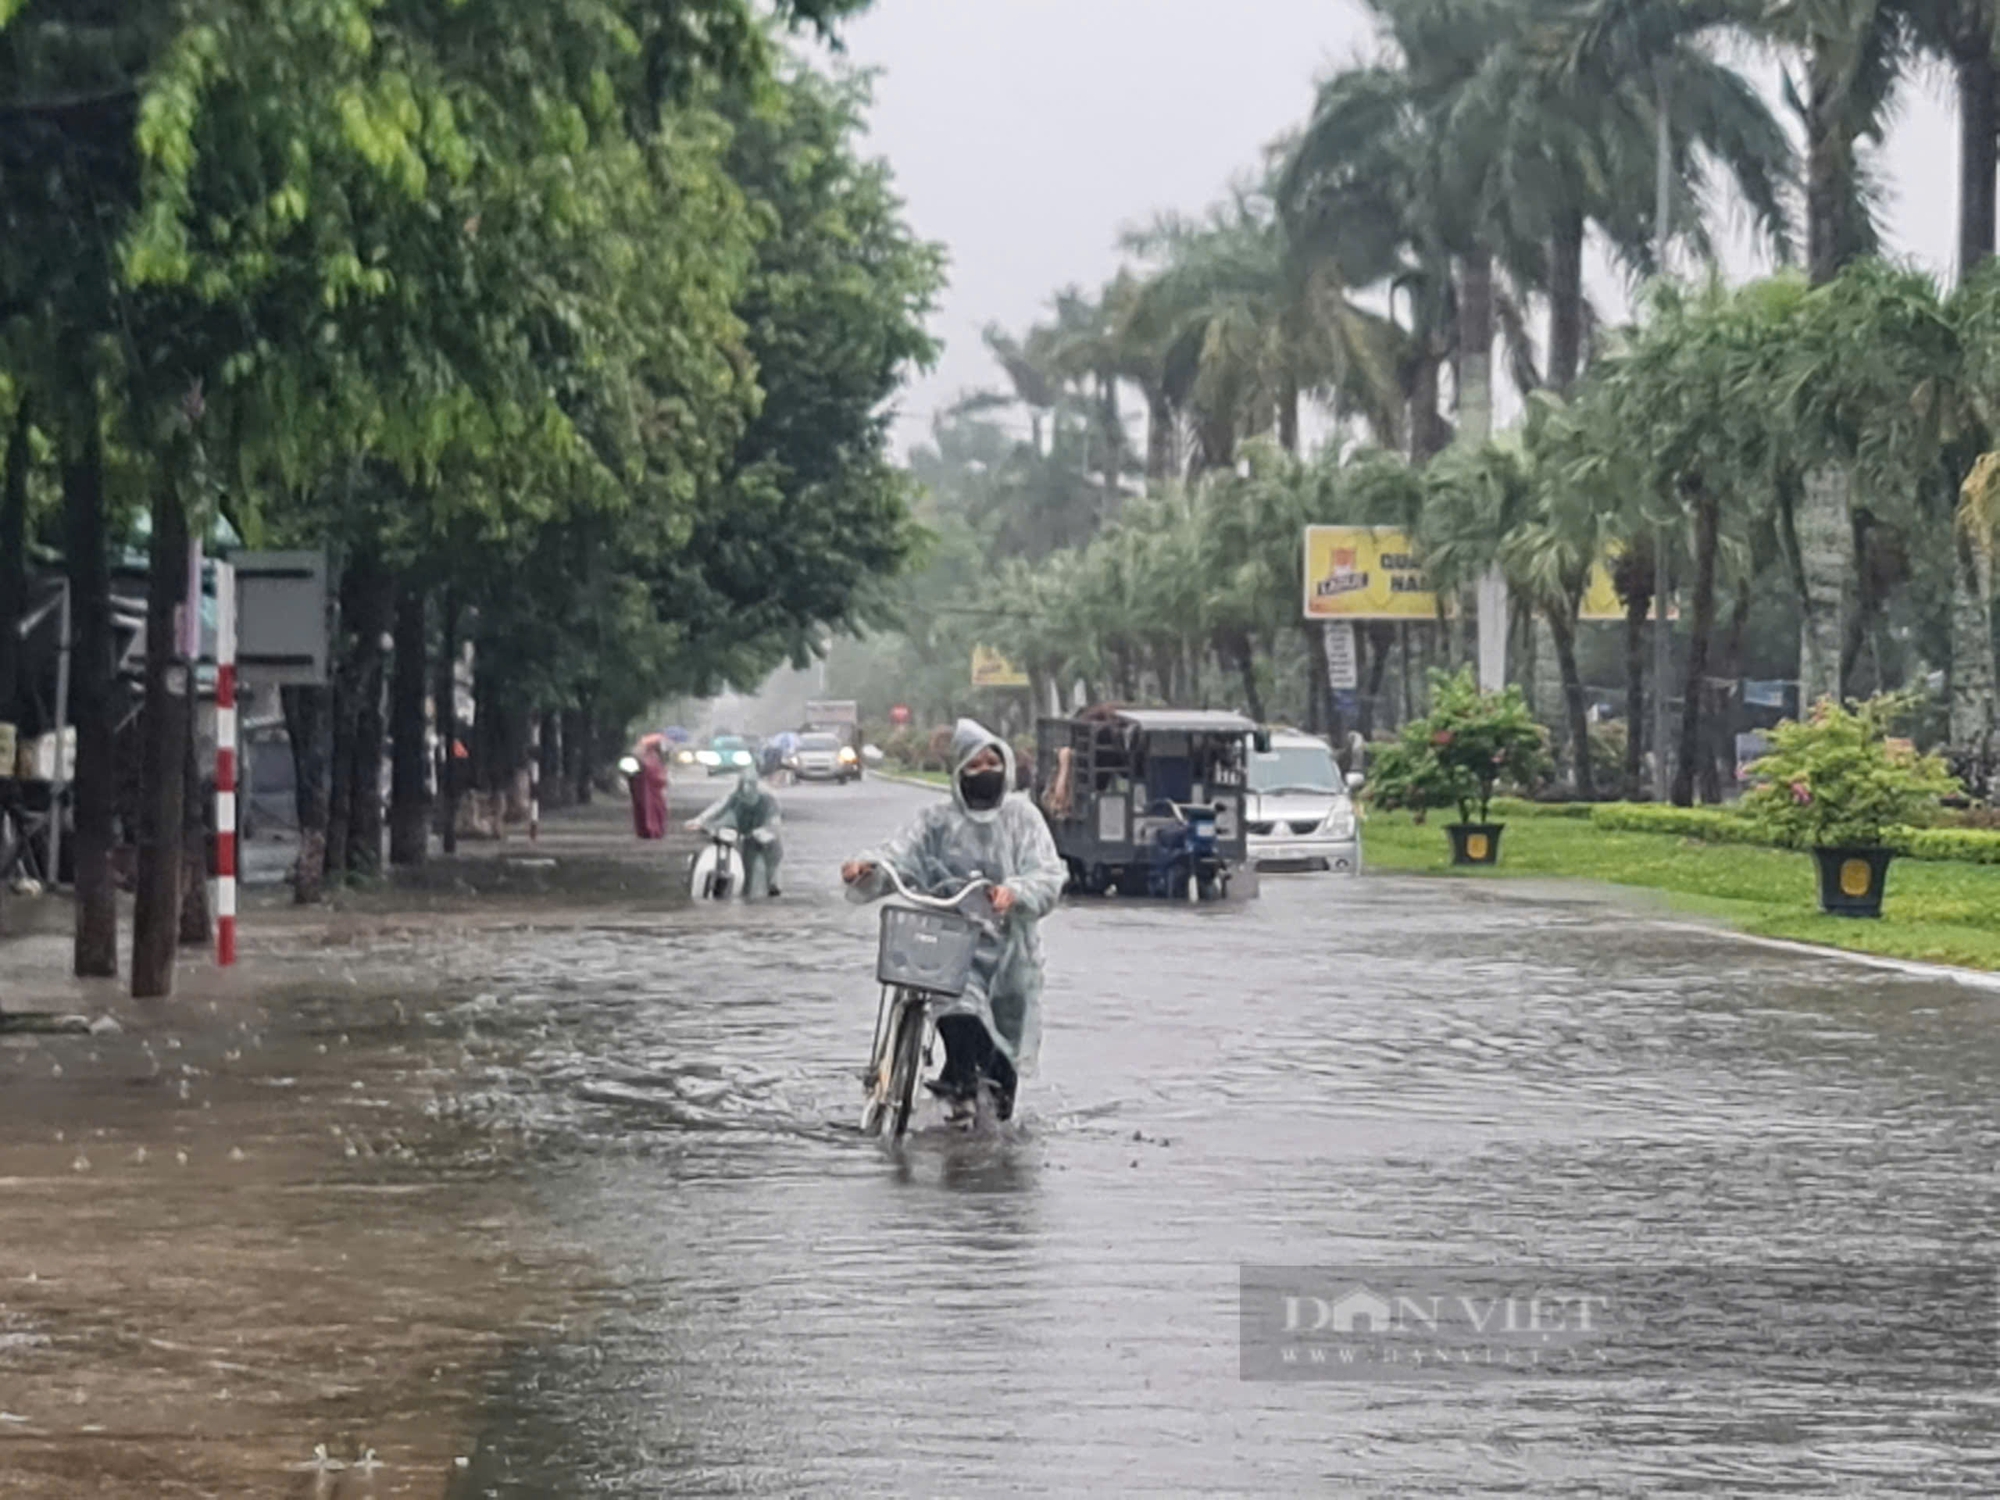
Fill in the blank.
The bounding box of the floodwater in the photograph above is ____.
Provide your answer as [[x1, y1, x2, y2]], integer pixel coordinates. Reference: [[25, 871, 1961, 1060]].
[[3, 780, 1999, 1495]]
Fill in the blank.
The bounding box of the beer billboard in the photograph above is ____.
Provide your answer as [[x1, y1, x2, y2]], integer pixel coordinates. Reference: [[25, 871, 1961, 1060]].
[[1303, 527, 1437, 620]]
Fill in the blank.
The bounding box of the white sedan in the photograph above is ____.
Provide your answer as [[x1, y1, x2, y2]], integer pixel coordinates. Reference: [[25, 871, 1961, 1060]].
[[1244, 730, 1362, 873]]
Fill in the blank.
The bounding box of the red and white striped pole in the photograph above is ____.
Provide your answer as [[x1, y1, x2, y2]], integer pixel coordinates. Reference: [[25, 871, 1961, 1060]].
[[528, 718, 541, 843], [214, 561, 238, 966]]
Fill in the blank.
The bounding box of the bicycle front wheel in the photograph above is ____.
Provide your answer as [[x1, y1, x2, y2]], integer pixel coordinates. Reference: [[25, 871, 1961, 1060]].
[[886, 995, 927, 1140]]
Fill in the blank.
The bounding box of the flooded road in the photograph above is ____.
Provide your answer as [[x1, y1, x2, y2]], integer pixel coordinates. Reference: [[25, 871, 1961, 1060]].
[[5, 778, 1999, 1494]]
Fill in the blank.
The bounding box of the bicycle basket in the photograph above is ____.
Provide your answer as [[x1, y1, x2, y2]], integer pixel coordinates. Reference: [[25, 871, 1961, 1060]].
[[876, 904, 979, 996]]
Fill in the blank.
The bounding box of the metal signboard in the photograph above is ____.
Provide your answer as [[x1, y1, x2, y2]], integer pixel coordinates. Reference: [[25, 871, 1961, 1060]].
[[1303, 527, 1436, 620], [232, 549, 329, 686]]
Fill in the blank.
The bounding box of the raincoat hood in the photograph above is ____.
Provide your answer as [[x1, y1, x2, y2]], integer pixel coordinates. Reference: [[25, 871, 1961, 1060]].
[[736, 764, 761, 796], [949, 718, 1014, 824]]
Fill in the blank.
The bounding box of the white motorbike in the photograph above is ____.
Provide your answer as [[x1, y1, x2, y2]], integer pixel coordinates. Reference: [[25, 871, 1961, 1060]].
[[689, 825, 779, 900], [689, 826, 747, 900]]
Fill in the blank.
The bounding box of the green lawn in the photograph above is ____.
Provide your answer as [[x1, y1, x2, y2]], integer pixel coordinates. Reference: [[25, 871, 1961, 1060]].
[[1362, 811, 2000, 972]]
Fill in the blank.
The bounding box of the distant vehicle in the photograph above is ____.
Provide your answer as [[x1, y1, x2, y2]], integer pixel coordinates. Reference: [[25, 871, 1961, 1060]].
[[793, 730, 861, 783], [697, 734, 755, 775], [1245, 729, 1362, 874], [803, 699, 863, 754]]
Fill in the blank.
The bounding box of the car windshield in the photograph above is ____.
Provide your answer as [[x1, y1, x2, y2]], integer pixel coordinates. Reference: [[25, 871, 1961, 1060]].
[[801, 734, 840, 751], [1249, 744, 1339, 794], [712, 737, 745, 753]]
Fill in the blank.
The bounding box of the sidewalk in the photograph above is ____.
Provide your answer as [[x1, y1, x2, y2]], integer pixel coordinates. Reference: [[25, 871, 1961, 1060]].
[[0, 802, 685, 1495]]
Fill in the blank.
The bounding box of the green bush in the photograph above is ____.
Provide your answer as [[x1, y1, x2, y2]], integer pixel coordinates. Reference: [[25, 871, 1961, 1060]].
[[1365, 669, 1551, 824], [1739, 694, 1958, 848]]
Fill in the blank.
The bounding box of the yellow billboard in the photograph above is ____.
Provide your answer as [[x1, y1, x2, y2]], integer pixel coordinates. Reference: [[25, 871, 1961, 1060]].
[[1579, 552, 1677, 621], [971, 645, 1030, 688], [1303, 527, 1437, 620]]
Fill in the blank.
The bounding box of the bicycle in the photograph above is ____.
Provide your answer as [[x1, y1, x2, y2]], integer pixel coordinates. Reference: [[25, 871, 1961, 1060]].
[[857, 864, 998, 1140]]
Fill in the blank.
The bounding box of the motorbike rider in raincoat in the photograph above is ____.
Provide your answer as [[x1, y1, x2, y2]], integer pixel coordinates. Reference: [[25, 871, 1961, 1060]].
[[842, 719, 1064, 1123], [689, 764, 783, 898]]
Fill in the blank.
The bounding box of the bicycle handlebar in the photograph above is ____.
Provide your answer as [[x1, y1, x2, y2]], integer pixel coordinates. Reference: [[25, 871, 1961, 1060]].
[[876, 863, 995, 912]]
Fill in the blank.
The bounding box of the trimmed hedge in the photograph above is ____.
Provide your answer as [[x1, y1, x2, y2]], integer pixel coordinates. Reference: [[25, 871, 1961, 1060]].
[[1589, 803, 1773, 846], [1583, 801, 2000, 865], [1900, 828, 2000, 864]]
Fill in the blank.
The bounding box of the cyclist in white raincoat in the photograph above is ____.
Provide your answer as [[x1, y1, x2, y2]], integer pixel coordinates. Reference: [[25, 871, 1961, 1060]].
[[842, 719, 1063, 1121]]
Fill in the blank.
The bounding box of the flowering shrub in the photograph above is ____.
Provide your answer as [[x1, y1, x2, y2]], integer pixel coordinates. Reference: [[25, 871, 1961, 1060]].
[[1740, 695, 1958, 849], [1365, 669, 1550, 825]]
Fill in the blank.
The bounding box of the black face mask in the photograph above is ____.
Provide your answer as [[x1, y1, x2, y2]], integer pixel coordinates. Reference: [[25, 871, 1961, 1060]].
[[959, 765, 1008, 811]]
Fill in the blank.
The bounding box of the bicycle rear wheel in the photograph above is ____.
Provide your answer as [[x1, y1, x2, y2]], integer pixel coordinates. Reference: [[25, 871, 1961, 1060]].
[[885, 995, 927, 1140]]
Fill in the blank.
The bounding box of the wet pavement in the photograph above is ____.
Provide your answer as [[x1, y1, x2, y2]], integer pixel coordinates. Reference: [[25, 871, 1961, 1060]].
[[4, 779, 1999, 1494]]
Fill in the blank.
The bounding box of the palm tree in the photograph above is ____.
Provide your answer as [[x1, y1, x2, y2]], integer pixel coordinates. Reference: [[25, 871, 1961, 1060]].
[[1121, 179, 1403, 475], [1904, 0, 2000, 275], [1530, 0, 1796, 390]]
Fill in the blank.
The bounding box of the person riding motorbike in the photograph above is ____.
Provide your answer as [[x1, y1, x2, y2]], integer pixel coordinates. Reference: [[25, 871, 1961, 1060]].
[[841, 719, 1064, 1125], [689, 764, 783, 897]]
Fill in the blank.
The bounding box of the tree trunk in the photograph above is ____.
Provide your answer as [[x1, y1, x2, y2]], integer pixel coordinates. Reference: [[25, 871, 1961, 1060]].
[[1231, 638, 1265, 723], [1713, 575, 1754, 799], [1951, 530, 1997, 747], [1306, 624, 1333, 735], [539, 709, 563, 808], [65, 422, 117, 977], [1278, 368, 1301, 456], [0, 401, 28, 735], [1671, 488, 1720, 807], [1548, 205, 1586, 394], [1806, 55, 1865, 286], [344, 557, 391, 876], [131, 477, 190, 999], [573, 690, 594, 806], [1622, 588, 1648, 801], [436, 589, 459, 852], [282, 684, 329, 903], [1365, 623, 1393, 736], [1548, 604, 1594, 799], [1457, 249, 1495, 442], [1409, 352, 1450, 463], [1958, 45, 1997, 278], [1796, 464, 1851, 707], [1145, 388, 1175, 482], [178, 687, 210, 944], [389, 582, 428, 867], [1097, 375, 1123, 500]]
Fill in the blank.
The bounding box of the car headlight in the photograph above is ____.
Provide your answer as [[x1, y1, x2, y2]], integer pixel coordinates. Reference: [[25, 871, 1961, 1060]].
[[732, 751, 751, 765], [696, 750, 720, 766], [1323, 807, 1357, 840], [674, 749, 695, 765]]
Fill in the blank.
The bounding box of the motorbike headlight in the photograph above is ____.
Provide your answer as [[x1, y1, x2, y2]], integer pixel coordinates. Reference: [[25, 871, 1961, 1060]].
[[675, 749, 695, 765], [838, 747, 857, 763], [618, 756, 641, 777]]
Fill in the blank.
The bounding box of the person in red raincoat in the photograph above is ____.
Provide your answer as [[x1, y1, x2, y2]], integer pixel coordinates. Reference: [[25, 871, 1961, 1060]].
[[630, 738, 669, 839]]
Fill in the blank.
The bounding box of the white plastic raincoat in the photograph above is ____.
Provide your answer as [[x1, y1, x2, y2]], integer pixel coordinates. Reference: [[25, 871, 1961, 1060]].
[[848, 719, 1064, 1074]]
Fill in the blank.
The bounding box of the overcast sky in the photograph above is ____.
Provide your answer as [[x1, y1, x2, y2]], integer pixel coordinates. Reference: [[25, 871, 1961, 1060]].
[[835, 0, 1963, 456]]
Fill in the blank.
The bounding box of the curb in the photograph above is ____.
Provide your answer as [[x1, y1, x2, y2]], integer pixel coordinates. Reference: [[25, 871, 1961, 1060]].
[[871, 770, 948, 793]]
